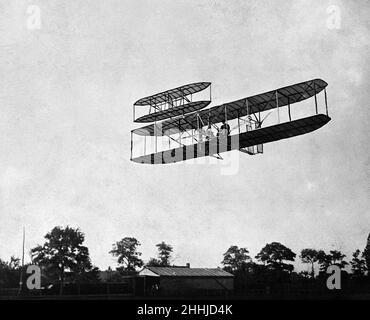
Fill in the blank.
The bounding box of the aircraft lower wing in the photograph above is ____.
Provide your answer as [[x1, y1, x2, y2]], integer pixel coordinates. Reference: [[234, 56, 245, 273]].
[[131, 114, 331, 164]]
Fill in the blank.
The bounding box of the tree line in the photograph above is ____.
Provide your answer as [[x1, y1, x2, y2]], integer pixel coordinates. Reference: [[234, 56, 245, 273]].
[[220, 242, 370, 295], [1, 226, 369, 295]]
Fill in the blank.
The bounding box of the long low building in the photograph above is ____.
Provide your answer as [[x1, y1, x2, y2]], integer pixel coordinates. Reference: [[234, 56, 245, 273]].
[[138, 265, 234, 297]]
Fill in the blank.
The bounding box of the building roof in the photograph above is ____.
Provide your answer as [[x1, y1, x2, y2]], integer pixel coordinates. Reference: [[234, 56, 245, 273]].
[[140, 267, 234, 278]]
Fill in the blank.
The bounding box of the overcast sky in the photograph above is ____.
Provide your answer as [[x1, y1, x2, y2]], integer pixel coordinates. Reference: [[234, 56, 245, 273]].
[[0, 0, 369, 272]]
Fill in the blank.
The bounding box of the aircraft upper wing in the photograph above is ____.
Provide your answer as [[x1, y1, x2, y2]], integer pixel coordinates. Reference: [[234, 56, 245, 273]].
[[132, 78, 328, 136], [134, 82, 211, 106]]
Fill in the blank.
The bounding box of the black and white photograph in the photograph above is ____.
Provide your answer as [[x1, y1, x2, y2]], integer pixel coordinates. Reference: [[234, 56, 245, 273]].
[[0, 0, 369, 317]]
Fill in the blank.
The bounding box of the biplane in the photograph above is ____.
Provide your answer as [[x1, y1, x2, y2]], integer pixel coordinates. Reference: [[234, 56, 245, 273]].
[[130, 79, 331, 164]]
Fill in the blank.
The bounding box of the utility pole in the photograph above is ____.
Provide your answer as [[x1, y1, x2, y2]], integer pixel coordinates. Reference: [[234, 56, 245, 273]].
[[18, 227, 25, 295]]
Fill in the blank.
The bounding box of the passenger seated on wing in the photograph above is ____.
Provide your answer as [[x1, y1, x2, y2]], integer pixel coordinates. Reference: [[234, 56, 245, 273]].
[[205, 124, 214, 140], [197, 126, 205, 142], [220, 120, 231, 136]]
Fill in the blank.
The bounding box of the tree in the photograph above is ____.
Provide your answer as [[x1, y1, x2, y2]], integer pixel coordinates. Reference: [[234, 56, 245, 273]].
[[317, 250, 331, 273], [147, 242, 173, 267], [146, 258, 162, 267], [364, 233, 370, 274], [300, 249, 320, 278], [317, 250, 348, 274], [256, 242, 296, 273], [156, 242, 173, 266], [0, 256, 21, 288], [299, 270, 311, 279], [350, 249, 367, 278], [31, 226, 97, 295], [0, 256, 20, 270], [221, 245, 252, 273], [110, 237, 143, 274], [8, 256, 20, 270], [330, 250, 348, 268], [221, 246, 252, 293], [72, 246, 100, 286]]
